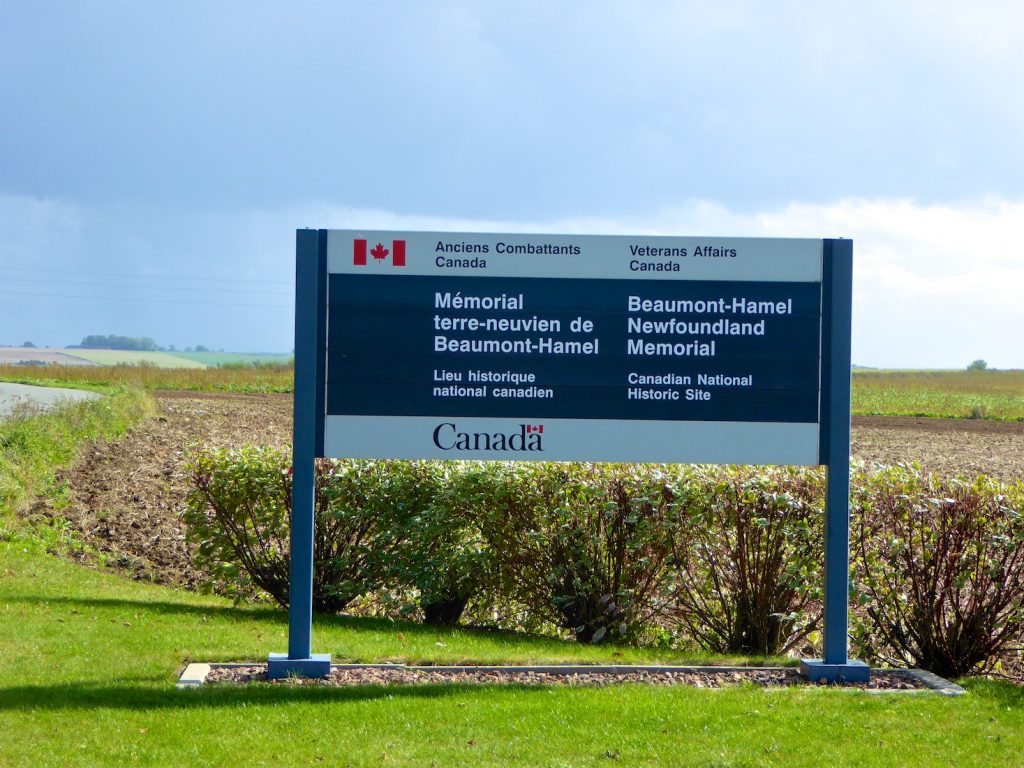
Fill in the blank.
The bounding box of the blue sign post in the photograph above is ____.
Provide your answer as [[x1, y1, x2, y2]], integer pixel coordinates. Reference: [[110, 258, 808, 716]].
[[800, 239, 867, 681], [270, 229, 867, 682], [267, 229, 331, 679]]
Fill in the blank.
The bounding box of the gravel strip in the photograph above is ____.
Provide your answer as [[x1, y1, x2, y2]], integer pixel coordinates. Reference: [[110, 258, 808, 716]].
[[204, 664, 926, 691]]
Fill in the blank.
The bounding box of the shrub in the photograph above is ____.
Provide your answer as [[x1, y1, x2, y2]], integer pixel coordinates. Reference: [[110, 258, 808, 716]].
[[479, 462, 678, 643], [666, 466, 824, 655], [185, 447, 291, 605], [345, 460, 496, 626], [388, 462, 495, 625], [851, 466, 1024, 678], [185, 450, 416, 611], [317, 459, 433, 612]]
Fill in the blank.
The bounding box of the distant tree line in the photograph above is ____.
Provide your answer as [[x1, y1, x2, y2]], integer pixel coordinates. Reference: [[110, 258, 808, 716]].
[[70, 335, 218, 353], [75, 335, 160, 351]]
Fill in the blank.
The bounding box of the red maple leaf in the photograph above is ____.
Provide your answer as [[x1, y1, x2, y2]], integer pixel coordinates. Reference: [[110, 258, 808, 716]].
[[371, 243, 390, 260]]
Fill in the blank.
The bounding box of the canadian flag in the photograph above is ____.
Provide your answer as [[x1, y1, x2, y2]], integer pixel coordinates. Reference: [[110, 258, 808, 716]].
[[525, 424, 544, 434], [353, 239, 406, 267]]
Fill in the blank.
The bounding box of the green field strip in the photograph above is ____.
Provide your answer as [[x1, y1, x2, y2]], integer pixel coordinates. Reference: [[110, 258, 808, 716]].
[[169, 351, 294, 366], [63, 350, 209, 369]]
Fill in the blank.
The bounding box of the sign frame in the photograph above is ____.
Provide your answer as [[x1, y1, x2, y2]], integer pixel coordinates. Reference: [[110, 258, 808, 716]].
[[267, 229, 867, 682]]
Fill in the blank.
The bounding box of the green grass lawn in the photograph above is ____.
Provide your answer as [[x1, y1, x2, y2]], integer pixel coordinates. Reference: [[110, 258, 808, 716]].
[[3, 377, 1024, 765], [2, 542, 1023, 767]]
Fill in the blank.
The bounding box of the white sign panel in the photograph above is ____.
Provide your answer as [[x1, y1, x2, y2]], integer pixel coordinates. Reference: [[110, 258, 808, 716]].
[[319, 229, 828, 465]]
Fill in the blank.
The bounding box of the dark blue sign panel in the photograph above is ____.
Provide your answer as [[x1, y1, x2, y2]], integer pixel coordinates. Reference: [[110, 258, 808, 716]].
[[327, 274, 822, 424]]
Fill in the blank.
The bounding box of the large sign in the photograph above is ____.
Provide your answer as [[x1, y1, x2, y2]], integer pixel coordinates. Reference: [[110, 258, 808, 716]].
[[270, 228, 865, 684], [319, 230, 831, 465]]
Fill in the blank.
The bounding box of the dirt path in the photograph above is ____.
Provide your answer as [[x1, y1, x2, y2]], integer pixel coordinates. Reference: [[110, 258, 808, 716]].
[[28, 393, 1024, 588]]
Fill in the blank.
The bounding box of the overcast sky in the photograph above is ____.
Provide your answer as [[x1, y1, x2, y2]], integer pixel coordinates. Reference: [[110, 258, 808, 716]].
[[2, 1, 1022, 367]]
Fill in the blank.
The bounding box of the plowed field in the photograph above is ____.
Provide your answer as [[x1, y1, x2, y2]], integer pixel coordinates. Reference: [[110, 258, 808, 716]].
[[28, 392, 1024, 588]]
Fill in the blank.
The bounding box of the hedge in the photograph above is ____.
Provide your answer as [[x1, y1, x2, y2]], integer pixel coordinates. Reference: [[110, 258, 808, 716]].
[[185, 450, 1024, 675]]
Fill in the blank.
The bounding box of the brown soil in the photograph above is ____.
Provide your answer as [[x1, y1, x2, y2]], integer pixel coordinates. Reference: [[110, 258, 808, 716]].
[[851, 415, 1024, 483], [29, 391, 293, 586], [28, 393, 1024, 590]]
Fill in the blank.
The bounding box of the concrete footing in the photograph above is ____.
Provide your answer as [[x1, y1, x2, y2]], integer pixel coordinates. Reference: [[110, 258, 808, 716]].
[[799, 658, 871, 683], [266, 653, 332, 679]]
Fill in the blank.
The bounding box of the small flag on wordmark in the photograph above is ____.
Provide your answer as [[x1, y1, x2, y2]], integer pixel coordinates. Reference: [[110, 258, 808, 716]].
[[526, 424, 544, 434]]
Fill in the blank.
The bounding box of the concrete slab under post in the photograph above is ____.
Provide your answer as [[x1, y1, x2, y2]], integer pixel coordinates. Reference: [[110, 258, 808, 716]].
[[799, 659, 871, 683], [267, 653, 332, 680]]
